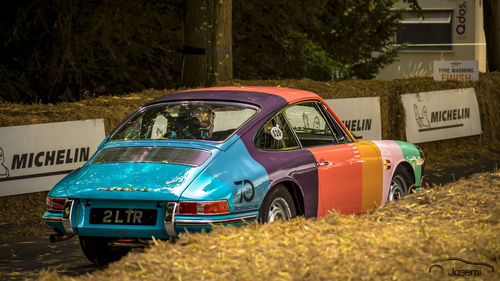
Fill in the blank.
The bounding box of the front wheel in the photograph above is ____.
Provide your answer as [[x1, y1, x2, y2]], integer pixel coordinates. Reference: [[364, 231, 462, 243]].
[[259, 185, 296, 223], [388, 167, 413, 201], [79, 237, 130, 265]]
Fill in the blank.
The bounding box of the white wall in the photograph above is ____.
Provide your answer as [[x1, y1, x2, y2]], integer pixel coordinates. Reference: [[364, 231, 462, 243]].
[[377, 0, 486, 80]]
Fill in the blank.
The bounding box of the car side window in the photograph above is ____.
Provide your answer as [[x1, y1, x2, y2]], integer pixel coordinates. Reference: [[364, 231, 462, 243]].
[[283, 102, 336, 147], [254, 114, 300, 150]]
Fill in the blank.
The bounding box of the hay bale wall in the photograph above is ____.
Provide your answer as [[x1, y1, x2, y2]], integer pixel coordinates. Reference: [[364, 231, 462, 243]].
[[1, 74, 498, 144]]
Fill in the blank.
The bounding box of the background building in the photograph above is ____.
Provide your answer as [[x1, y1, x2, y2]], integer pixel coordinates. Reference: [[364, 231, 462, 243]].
[[377, 0, 487, 79]]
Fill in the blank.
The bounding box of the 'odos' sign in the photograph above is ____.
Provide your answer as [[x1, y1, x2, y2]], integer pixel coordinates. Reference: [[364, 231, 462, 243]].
[[0, 119, 105, 196]]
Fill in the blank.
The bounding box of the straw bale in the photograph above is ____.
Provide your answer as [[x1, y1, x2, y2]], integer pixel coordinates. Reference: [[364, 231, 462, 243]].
[[0, 89, 174, 135], [35, 171, 500, 280], [1, 74, 499, 141]]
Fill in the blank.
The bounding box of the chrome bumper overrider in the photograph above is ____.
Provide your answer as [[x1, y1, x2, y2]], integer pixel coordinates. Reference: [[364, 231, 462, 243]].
[[62, 200, 75, 234], [164, 202, 177, 237]]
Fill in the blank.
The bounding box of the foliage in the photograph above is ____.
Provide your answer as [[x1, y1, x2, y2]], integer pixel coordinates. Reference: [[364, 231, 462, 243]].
[[233, 0, 408, 80], [0, 0, 421, 103], [0, 0, 183, 103]]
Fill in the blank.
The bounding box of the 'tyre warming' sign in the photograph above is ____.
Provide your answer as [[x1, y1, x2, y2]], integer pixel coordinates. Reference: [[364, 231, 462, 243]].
[[326, 97, 382, 140], [433, 60, 479, 81], [401, 88, 481, 143], [0, 119, 105, 196]]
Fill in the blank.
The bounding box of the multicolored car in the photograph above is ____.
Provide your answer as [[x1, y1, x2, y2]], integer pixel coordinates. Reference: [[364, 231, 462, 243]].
[[43, 87, 424, 264]]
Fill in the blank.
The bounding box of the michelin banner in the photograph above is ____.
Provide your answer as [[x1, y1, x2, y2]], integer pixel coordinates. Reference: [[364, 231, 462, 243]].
[[0, 119, 105, 196], [326, 97, 382, 140], [401, 88, 482, 143]]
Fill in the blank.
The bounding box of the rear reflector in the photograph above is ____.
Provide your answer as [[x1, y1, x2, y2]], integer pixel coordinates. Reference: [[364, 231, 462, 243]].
[[178, 202, 198, 215], [46, 197, 66, 213]]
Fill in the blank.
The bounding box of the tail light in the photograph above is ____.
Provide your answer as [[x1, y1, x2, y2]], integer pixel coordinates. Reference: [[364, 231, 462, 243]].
[[46, 197, 66, 213], [178, 200, 230, 215]]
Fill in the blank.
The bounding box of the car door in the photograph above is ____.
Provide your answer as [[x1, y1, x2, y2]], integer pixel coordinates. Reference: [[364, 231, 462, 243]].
[[318, 101, 384, 213], [283, 101, 382, 216]]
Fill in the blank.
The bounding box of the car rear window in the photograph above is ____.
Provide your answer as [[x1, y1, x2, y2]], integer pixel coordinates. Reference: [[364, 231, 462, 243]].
[[110, 101, 258, 142], [92, 147, 212, 167]]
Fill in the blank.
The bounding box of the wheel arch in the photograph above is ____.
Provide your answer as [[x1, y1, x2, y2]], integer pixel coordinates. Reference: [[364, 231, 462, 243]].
[[393, 161, 416, 191], [262, 180, 305, 217]]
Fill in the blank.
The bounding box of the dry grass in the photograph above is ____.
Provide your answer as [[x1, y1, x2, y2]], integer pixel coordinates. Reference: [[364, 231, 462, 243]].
[[34, 171, 499, 281]]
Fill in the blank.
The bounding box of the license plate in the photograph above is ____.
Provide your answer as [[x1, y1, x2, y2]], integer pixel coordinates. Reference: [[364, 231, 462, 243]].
[[89, 208, 157, 225]]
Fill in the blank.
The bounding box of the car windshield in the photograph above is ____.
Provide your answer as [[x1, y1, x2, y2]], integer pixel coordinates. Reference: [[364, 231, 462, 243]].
[[110, 101, 258, 142]]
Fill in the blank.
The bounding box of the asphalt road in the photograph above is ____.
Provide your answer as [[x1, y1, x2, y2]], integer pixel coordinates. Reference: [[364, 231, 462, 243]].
[[0, 158, 498, 281], [0, 234, 99, 280]]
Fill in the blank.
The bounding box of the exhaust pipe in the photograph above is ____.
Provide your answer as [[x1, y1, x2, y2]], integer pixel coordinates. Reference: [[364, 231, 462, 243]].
[[109, 239, 155, 249], [109, 241, 146, 248], [49, 234, 74, 243]]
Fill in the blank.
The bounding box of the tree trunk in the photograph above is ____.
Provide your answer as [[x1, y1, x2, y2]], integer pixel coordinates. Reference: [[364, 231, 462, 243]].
[[182, 0, 232, 87], [483, 0, 500, 72]]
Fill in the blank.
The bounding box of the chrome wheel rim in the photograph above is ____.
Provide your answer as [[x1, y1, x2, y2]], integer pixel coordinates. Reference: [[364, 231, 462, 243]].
[[389, 174, 407, 201], [267, 197, 292, 222]]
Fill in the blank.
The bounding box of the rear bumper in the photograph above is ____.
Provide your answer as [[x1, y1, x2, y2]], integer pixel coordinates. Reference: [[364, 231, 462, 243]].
[[43, 201, 258, 239], [176, 215, 258, 226]]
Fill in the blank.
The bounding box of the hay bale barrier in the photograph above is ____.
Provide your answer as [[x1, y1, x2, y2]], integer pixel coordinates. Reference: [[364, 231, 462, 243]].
[[1, 74, 499, 141], [36, 171, 500, 280]]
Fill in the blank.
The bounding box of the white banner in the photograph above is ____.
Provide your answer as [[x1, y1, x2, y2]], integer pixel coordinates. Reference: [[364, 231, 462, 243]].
[[433, 60, 479, 81], [401, 88, 482, 143], [0, 119, 105, 196], [326, 97, 382, 140]]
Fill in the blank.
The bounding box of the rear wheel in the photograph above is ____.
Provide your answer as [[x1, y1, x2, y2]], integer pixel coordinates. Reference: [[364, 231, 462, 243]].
[[259, 185, 296, 223], [388, 166, 413, 201], [79, 237, 130, 265]]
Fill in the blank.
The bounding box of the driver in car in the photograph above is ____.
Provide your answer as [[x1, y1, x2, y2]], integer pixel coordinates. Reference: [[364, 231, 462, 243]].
[[193, 106, 215, 139], [170, 104, 215, 140]]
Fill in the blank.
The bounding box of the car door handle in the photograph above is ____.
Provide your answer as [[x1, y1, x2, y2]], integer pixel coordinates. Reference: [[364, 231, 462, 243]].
[[316, 161, 329, 167]]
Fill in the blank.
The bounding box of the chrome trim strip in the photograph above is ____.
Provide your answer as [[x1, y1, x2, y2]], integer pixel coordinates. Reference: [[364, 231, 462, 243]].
[[164, 202, 177, 237], [176, 214, 257, 226], [42, 215, 62, 222]]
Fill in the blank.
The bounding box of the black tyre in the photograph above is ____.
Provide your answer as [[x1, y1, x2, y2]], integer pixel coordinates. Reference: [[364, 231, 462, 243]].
[[259, 185, 296, 223], [388, 166, 414, 201], [79, 237, 130, 265]]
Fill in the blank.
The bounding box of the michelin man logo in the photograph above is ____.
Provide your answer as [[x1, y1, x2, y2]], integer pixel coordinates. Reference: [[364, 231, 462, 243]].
[[0, 147, 9, 178], [414, 104, 431, 129]]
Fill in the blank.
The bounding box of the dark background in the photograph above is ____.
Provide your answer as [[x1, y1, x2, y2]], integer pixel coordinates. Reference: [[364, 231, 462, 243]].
[[0, 0, 404, 103]]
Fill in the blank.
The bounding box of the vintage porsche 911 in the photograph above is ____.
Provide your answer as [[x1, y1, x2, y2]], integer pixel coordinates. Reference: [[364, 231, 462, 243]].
[[43, 87, 424, 264]]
